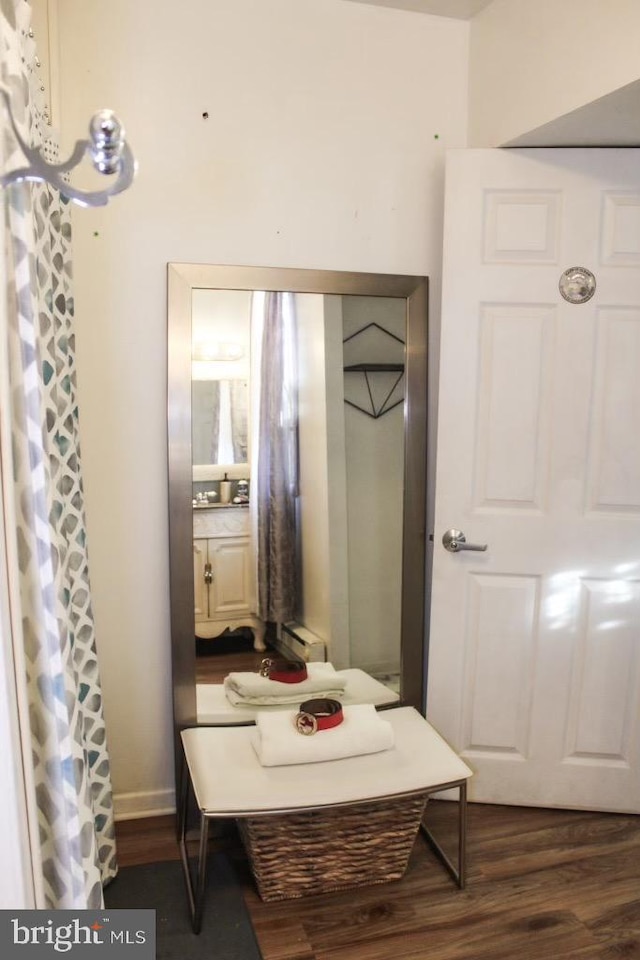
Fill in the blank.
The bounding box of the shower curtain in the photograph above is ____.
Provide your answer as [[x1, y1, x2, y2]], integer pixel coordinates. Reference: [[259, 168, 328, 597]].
[[192, 378, 248, 465], [253, 291, 300, 624], [1, 0, 116, 907]]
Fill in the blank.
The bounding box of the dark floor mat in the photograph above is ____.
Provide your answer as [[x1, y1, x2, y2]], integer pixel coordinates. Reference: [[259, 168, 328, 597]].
[[104, 856, 262, 960]]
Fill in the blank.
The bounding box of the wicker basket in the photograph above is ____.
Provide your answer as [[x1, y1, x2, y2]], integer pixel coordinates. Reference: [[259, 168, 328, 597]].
[[239, 793, 428, 902]]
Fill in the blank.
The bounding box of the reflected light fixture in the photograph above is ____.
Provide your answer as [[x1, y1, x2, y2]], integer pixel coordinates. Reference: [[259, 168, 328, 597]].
[[192, 340, 245, 362]]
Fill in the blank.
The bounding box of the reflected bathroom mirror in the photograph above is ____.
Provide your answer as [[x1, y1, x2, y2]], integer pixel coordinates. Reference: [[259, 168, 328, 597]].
[[191, 380, 249, 468], [167, 264, 428, 733], [191, 289, 251, 478]]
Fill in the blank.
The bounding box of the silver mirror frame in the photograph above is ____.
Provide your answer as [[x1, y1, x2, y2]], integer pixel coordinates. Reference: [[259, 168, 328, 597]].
[[167, 263, 429, 735]]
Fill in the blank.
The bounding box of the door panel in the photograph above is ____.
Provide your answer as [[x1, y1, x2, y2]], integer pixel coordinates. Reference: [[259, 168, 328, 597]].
[[193, 539, 208, 621], [209, 538, 252, 617], [429, 148, 640, 812]]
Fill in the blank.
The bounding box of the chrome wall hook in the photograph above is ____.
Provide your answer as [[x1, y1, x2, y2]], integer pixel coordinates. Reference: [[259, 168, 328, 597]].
[[0, 85, 136, 207]]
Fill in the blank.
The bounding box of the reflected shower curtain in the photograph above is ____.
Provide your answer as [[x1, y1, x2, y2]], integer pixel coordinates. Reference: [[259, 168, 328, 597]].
[[192, 378, 248, 464], [192, 379, 221, 463], [1, 0, 116, 907], [230, 379, 248, 463], [254, 292, 300, 623], [218, 379, 248, 464]]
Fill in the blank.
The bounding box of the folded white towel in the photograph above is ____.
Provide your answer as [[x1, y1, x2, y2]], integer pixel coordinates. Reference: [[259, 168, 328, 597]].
[[224, 685, 347, 707], [224, 662, 347, 705], [251, 703, 395, 767]]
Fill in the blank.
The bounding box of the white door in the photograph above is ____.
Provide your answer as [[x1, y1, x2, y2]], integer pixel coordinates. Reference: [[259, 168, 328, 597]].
[[428, 148, 640, 813]]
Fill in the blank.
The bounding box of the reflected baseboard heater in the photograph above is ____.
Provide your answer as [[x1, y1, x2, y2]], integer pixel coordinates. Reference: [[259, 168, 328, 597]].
[[277, 622, 326, 663]]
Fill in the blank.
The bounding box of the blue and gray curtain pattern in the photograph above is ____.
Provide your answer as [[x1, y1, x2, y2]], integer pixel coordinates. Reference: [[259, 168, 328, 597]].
[[1, 0, 116, 907]]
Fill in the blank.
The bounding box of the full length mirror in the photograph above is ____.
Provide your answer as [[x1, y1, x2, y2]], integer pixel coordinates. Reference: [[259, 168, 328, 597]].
[[168, 265, 428, 731]]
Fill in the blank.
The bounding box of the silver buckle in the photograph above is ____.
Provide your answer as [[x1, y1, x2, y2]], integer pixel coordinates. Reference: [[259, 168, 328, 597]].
[[259, 657, 273, 678], [295, 711, 318, 735]]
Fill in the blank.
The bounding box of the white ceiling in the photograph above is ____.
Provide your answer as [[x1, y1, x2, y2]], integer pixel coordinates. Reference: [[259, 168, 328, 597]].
[[343, 0, 494, 19]]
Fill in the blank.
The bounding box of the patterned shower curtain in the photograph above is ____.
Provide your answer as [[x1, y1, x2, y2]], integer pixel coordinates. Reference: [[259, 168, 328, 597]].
[[255, 291, 300, 623], [1, 0, 116, 907]]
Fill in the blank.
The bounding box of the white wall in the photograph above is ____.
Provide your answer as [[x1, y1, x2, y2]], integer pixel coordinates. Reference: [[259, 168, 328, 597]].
[[323, 295, 351, 668], [297, 293, 351, 668], [295, 293, 350, 668], [343, 296, 405, 676], [54, 0, 469, 811], [296, 294, 334, 649], [469, 0, 640, 147]]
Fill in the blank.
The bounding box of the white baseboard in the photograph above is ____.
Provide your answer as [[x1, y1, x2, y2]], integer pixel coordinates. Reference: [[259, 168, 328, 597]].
[[113, 789, 176, 821], [278, 622, 326, 662]]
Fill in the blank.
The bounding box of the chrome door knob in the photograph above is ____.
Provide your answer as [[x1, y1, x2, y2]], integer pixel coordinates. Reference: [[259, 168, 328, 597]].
[[442, 529, 488, 553]]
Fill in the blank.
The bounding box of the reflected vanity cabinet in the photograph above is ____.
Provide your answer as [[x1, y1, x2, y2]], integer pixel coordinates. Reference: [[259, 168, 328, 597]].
[[192, 506, 264, 648]]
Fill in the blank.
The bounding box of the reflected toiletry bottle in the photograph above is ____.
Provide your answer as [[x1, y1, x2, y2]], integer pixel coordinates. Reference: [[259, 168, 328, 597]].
[[220, 472, 232, 504]]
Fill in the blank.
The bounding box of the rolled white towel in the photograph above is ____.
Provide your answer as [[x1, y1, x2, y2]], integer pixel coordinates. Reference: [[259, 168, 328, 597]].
[[251, 703, 395, 766], [224, 662, 347, 705]]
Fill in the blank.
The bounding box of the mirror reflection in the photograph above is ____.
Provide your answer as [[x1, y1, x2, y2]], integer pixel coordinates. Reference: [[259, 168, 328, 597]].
[[192, 289, 406, 699], [167, 263, 428, 731], [191, 289, 251, 478], [191, 379, 249, 468]]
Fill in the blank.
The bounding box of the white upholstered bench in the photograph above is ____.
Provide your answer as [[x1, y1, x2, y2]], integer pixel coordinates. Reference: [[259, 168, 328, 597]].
[[178, 706, 473, 933]]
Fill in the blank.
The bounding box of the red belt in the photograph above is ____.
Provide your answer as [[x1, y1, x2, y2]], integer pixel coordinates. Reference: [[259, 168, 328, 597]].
[[295, 698, 343, 735], [260, 657, 308, 684]]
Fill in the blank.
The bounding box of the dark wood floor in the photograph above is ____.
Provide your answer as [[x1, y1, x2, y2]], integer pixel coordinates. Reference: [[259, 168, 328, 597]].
[[114, 801, 640, 960], [195, 644, 272, 685]]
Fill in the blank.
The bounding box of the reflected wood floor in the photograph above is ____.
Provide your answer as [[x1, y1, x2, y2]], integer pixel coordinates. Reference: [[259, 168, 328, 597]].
[[114, 802, 640, 960], [195, 644, 274, 685]]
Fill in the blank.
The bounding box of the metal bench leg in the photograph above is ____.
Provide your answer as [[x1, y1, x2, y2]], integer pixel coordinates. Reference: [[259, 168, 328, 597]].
[[178, 759, 211, 934], [192, 815, 210, 934], [419, 779, 467, 889], [177, 753, 189, 844]]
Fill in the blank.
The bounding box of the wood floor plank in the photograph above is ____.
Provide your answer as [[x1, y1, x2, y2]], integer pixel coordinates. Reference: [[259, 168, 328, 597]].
[[112, 803, 640, 960], [195, 646, 272, 684], [112, 815, 181, 867], [246, 915, 316, 960], [425, 800, 597, 843], [581, 897, 640, 938], [475, 816, 639, 880], [308, 907, 597, 960], [244, 807, 640, 960]]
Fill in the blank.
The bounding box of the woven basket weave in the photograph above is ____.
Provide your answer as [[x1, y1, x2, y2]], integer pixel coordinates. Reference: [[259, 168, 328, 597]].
[[239, 793, 428, 902]]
